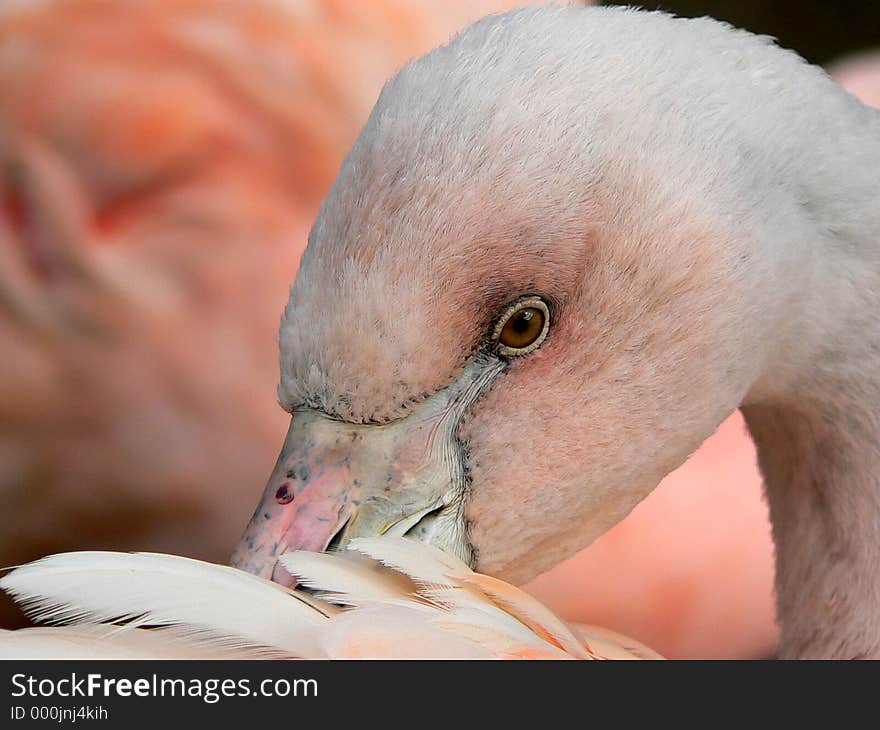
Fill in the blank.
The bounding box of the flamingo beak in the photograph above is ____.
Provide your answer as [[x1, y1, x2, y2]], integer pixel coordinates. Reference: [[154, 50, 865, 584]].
[[230, 353, 506, 585]]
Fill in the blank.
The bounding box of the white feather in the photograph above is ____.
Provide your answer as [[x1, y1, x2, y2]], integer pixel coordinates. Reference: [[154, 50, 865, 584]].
[[430, 609, 572, 660], [455, 573, 590, 659], [347, 537, 469, 587], [0, 551, 329, 656], [320, 607, 493, 659], [278, 549, 416, 607], [0, 626, 259, 659]]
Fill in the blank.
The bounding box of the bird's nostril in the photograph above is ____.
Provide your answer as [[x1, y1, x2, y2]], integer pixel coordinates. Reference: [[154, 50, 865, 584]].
[[275, 483, 294, 505]]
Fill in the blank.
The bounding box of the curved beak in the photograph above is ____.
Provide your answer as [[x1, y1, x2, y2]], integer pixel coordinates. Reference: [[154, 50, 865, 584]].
[[230, 353, 505, 585]]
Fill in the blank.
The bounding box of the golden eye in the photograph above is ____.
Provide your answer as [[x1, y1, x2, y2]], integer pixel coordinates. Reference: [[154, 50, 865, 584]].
[[492, 297, 550, 357]]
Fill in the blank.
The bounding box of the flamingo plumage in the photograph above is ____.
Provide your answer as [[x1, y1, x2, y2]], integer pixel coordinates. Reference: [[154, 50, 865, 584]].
[[0, 538, 660, 659]]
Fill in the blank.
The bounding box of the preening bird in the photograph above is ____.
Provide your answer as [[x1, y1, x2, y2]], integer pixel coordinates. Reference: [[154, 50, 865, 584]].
[[0, 538, 660, 659], [231, 6, 880, 659], [0, 0, 785, 659]]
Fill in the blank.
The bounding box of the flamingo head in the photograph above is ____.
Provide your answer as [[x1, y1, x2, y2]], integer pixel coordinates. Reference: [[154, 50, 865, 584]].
[[231, 7, 814, 585]]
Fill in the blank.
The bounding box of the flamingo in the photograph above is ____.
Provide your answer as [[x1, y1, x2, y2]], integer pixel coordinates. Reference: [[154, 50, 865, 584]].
[[0, 0, 782, 658], [229, 5, 880, 659]]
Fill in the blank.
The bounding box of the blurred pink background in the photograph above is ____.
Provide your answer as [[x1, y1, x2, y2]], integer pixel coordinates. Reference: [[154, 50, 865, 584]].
[[0, 0, 877, 658]]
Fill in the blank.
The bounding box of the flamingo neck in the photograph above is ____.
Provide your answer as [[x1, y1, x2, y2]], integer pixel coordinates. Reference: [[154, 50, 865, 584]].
[[744, 392, 880, 657], [741, 228, 880, 657]]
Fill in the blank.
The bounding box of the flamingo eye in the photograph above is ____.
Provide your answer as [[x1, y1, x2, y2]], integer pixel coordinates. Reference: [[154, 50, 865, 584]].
[[492, 297, 550, 357]]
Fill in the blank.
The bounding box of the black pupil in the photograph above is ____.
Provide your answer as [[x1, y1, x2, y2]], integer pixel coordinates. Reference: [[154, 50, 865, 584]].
[[512, 311, 533, 333]]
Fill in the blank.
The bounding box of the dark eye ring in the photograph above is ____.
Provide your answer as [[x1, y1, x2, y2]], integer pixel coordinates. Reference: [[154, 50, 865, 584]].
[[491, 297, 550, 357]]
